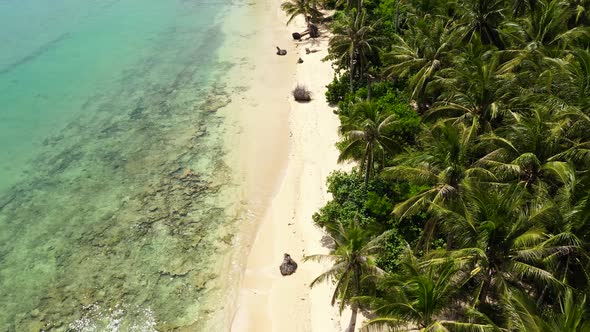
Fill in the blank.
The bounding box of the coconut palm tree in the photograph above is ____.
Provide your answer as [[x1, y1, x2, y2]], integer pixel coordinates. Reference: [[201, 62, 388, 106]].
[[499, 0, 590, 72], [427, 46, 514, 132], [505, 288, 590, 332], [429, 181, 564, 312], [510, 0, 538, 17], [335, 0, 362, 13], [404, 0, 455, 18], [305, 222, 392, 332], [491, 1, 590, 103], [537, 169, 590, 293], [358, 247, 500, 332], [313, 0, 590, 329], [540, 289, 590, 332], [327, 8, 382, 91], [383, 16, 461, 112], [384, 119, 494, 221], [477, 105, 590, 200], [455, 0, 505, 48], [556, 48, 590, 111], [281, 0, 323, 25], [338, 101, 403, 186]]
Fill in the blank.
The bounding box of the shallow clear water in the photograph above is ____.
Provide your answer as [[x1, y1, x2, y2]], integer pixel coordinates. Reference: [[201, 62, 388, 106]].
[[0, 0, 242, 330]]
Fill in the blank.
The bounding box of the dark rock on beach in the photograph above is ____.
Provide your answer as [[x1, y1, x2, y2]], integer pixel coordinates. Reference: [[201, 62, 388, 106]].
[[276, 46, 287, 56], [279, 253, 298, 276]]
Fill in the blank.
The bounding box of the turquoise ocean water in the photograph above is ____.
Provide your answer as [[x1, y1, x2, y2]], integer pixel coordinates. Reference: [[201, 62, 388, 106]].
[[0, 0, 242, 330]]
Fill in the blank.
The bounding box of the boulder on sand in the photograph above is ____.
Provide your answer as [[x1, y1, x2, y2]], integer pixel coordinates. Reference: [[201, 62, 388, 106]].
[[279, 253, 298, 276]]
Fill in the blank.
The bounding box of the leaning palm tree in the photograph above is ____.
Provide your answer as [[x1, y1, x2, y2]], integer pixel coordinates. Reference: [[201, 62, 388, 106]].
[[327, 8, 381, 91], [338, 101, 403, 186], [305, 222, 392, 332], [281, 0, 323, 25]]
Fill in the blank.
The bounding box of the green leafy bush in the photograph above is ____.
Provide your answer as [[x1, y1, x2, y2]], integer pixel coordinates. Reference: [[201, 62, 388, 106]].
[[313, 170, 426, 271], [325, 73, 350, 105], [335, 82, 420, 145]]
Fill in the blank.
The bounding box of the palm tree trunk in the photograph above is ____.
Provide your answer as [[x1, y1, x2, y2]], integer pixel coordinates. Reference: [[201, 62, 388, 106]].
[[395, 0, 399, 33], [347, 264, 362, 332], [364, 162, 370, 186], [349, 53, 355, 92], [536, 284, 548, 307], [478, 270, 492, 307], [347, 305, 359, 332], [367, 76, 371, 100], [364, 146, 372, 186]]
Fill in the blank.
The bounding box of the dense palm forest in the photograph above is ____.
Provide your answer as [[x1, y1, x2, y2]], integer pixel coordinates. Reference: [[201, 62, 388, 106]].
[[284, 0, 590, 330]]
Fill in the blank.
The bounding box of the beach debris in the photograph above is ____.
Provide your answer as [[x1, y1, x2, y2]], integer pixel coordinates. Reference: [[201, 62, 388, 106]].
[[292, 84, 311, 102], [308, 24, 319, 38], [291, 24, 320, 40], [305, 48, 320, 54], [276, 46, 287, 56], [279, 253, 298, 276], [297, 58, 304, 64]]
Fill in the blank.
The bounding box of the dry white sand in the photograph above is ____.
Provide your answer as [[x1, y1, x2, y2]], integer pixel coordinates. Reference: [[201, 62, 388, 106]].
[[220, 1, 359, 331]]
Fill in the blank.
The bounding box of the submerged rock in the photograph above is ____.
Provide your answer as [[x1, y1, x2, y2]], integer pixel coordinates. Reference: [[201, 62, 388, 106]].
[[160, 257, 193, 277], [279, 253, 298, 276]]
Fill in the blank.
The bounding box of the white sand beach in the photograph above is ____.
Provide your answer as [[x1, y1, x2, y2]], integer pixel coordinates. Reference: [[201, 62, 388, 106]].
[[218, 0, 357, 330]]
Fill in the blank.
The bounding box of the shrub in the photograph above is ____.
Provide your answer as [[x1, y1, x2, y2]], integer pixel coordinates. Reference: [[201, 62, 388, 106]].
[[312, 170, 427, 270], [292, 84, 311, 102], [335, 82, 421, 144], [325, 73, 350, 105]]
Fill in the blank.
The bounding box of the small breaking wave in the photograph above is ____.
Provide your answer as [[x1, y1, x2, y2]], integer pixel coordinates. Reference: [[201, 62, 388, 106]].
[[68, 303, 157, 332]]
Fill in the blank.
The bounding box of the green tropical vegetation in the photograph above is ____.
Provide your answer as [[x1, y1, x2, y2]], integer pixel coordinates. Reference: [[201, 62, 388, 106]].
[[282, 0, 590, 330], [281, 0, 324, 24]]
